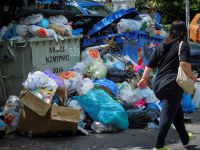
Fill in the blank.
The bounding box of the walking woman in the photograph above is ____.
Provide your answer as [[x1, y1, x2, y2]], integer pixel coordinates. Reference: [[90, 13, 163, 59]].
[[137, 20, 197, 150]]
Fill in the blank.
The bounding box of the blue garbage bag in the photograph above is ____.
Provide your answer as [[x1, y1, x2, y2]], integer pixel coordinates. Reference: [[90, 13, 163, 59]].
[[2, 25, 17, 40], [73, 89, 129, 130], [182, 93, 195, 113], [94, 78, 117, 96]]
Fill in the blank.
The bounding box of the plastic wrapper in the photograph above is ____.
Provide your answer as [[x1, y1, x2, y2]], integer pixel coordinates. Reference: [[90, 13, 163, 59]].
[[20, 14, 44, 25], [132, 99, 146, 107], [49, 15, 68, 26], [76, 78, 94, 96], [91, 121, 119, 133], [139, 14, 152, 31], [117, 82, 135, 103], [94, 78, 117, 96], [117, 19, 142, 33], [44, 70, 63, 87], [182, 93, 195, 113], [32, 88, 56, 104], [4, 96, 21, 113], [73, 89, 129, 130], [192, 82, 200, 108], [71, 62, 88, 73], [3, 111, 20, 133], [113, 60, 125, 71], [3, 96, 21, 133], [16, 25, 28, 37], [103, 53, 125, 71], [140, 14, 152, 23], [85, 59, 107, 79], [132, 87, 159, 103], [23, 71, 58, 91], [63, 72, 83, 95]]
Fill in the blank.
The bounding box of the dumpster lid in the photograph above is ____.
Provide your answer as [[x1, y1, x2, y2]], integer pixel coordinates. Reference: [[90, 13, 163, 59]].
[[87, 8, 140, 36]]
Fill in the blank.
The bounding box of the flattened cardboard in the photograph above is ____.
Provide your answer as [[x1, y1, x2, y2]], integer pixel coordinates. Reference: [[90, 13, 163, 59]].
[[51, 106, 80, 123], [17, 90, 80, 136], [20, 91, 51, 116], [17, 106, 50, 135]]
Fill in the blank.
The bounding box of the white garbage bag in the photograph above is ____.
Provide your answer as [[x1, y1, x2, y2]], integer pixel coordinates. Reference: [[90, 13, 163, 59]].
[[117, 19, 142, 33], [16, 25, 28, 37], [49, 15, 68, 25], [20, 14, 44, 25]]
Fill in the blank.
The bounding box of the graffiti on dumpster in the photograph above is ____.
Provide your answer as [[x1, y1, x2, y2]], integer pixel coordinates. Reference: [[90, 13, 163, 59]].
[[45, 55, 70, 63], [52, 67, 64, 73], [44, 45, 80, 73]]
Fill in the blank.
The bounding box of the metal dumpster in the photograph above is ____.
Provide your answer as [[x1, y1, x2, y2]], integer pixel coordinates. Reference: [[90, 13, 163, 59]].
[[84, 30, 163, 64], [0, 36, 82, 106], [83, 8, 164, 65]]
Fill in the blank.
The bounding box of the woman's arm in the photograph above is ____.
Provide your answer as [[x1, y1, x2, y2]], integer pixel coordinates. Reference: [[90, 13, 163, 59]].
[[180, 61, 197, 81], [137, 66, 153, 89], [142, 66, 153, 81]]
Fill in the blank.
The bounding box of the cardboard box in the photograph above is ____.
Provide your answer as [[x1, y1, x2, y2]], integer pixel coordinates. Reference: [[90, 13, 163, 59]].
[[17, 90, 80, 136]]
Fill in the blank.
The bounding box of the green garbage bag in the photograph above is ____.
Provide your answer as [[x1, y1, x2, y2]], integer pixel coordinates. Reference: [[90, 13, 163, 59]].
[[73, 89, 129, 130]]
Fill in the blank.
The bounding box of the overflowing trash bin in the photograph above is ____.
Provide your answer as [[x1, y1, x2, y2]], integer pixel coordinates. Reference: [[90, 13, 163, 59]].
[[83, 8, 165, 65], [0, 6, 199, 140], [0, 36, 82, 105]]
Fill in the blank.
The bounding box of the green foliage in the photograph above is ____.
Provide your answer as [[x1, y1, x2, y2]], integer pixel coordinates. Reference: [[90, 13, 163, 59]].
[[136, 0, 200, 24]]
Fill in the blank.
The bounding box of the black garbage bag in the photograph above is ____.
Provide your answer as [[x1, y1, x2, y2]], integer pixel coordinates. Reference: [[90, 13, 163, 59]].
[[107, 69, 135, 83], [144, 103, 160, 122], [127, 108, 151, 129]]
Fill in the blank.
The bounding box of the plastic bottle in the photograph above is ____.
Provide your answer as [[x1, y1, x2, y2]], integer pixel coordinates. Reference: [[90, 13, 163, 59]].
[[147, 122, 159, 129], [91, 121, 118, 133]]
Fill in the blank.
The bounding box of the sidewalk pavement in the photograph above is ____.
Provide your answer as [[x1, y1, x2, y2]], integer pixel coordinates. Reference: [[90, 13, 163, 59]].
[[0, 109, 199, 150]]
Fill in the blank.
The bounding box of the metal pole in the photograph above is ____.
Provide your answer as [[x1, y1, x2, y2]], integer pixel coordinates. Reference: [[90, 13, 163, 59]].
[[186, 0, 190, 40]]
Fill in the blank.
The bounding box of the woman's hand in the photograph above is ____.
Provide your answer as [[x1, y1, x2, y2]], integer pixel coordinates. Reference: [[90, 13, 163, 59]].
[[191, 76, 198, 82], [137, 78, 148, 89]]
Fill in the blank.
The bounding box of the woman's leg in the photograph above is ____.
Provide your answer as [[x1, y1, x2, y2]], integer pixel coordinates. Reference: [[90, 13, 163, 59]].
[[155, 86, 183, 148], [173, 106, 189, 145]]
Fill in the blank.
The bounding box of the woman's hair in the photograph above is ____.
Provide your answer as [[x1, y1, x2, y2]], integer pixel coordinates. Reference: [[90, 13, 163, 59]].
[[164, 20, 188, 44]]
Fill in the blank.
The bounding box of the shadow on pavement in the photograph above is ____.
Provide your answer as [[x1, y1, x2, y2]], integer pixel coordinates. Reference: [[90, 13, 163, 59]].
[[185, 145, 200, 150]]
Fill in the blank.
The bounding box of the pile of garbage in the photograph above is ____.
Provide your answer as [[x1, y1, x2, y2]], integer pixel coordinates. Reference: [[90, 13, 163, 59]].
[[0, 14, 82, 42], [0, 47, 163, 137], [116, 14, 167, 37], [1, 46, 200, 137], [0, 96, 21, 138]]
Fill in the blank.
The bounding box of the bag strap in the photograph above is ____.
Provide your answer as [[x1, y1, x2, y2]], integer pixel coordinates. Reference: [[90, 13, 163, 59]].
[[178, 41, 184, 61]]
